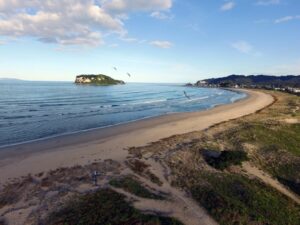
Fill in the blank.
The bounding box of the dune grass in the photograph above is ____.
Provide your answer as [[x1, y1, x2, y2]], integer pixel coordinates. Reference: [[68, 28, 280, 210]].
[[207, 91, 300, 195], [109, 176, 165, 200], [236, 122, 300, 157], [165, 91, 300, 225], [45, 188, 182, 225], [190, 173, 300, 225]]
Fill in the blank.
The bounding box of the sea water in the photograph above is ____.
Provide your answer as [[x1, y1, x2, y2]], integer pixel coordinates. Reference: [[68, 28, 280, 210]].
[[0, 81, 246, 147]]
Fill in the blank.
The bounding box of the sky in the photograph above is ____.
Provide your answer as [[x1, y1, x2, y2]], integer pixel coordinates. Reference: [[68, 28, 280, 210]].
[[0, 0, 299, 83]]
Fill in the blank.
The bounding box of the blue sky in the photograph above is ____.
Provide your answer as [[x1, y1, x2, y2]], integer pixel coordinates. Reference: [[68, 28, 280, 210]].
[[0, 0, 299, 83]]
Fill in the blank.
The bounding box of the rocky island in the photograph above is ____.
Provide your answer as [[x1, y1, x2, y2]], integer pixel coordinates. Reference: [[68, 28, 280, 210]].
[[75, 74, 125, 86]]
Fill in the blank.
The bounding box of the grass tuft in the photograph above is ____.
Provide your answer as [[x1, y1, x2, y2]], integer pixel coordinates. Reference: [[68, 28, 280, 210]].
[[109, 176, 165, 200]]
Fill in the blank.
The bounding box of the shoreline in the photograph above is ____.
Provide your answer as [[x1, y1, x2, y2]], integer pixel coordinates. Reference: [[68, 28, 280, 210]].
[[0, 89, 274, 183], [0, 90, 248, 150]]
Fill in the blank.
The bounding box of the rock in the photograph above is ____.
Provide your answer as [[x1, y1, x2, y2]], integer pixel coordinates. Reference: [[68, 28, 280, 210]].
[[185, 83, 194, 86]]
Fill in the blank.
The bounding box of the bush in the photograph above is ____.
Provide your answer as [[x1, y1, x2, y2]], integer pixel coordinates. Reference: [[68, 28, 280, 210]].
[[205, 150, 248, 170]]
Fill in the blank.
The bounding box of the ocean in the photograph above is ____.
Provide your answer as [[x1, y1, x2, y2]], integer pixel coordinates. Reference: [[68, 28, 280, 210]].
[[0, 81, 246, 147]]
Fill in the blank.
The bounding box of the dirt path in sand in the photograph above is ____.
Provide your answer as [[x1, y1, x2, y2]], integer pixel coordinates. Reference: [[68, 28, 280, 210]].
[[114, 159, 218, 225], [243, 162, 300, 204]]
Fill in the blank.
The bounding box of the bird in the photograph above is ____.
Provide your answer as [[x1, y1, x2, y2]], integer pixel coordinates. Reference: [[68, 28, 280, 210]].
[[113, 67, 117, 71], [127, 72, 131, 77], [183, 91, 191, 99]]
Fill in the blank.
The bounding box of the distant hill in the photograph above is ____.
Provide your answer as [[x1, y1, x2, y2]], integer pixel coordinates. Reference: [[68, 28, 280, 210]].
[[0, 78, 24, 82], [201, 75, 300, 88], [75, 74, 125, 86]]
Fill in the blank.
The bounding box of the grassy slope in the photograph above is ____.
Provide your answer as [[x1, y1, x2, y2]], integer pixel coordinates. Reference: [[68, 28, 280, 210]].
[[164, 90, 300, 225], [190, 173, 300, 225], [45, 188, 183, 225], [216, 91, 300, 195]]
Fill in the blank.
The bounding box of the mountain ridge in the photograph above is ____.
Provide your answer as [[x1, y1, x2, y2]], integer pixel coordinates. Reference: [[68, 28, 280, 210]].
[[199, 75, 300, 87]]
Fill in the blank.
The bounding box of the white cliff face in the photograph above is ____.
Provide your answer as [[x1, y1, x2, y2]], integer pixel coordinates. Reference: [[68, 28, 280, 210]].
[[75, 77, 92, 83], [75, 76, 108, 83]]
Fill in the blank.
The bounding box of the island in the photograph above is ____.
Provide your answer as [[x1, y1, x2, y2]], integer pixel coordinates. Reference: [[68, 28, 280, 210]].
[[75, 74, 125, 85]]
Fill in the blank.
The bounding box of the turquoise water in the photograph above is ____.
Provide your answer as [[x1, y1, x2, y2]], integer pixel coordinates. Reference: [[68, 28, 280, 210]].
[[0, 81, 246, 147]]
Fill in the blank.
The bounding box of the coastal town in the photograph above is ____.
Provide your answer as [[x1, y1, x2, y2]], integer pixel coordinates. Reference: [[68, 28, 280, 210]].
[[187, 75, 300, 96]]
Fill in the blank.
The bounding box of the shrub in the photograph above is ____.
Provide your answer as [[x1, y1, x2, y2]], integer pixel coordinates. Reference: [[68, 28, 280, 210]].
[[205, 150, 248, 170]]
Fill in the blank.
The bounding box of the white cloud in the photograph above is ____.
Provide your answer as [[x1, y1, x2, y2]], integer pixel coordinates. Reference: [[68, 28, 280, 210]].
[[256, 0, 280, 6], [103, 0, 172, 12], [231, 41, 253, 54], [119, 37, 138, 42], [0, 0, 173, 46], [275, 15, 300, 23], [150, 11, 173, 20], [150, 40, 172, 49], [220, 1, 235, 11]]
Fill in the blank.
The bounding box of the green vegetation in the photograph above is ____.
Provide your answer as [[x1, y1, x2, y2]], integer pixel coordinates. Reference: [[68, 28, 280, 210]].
[[204, 150, 248, 170], [225, 121, 300, 195], [162, 91, 300, 224], [109, 176, 164, 199], [237, 122, 300, 156], [190, 173, 300, 225], [206, 92, 300, 195], [75, 74, 125, 86], [45, 188, 182, 225]]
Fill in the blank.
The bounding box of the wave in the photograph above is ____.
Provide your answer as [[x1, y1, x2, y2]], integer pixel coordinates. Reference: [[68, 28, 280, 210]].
[[3, 115, 33, 120], [139, 99, 167, 104], [39, 103, 69, 107], [185, 96, 210, 102], [96, 99, 168, 108]]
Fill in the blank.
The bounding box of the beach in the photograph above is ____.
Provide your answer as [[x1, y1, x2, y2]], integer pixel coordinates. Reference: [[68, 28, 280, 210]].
[[0, 89, 274, 183]]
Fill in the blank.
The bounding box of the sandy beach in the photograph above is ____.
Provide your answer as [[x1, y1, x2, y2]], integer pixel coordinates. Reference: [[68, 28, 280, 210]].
[[0, 89, 274, 183]]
